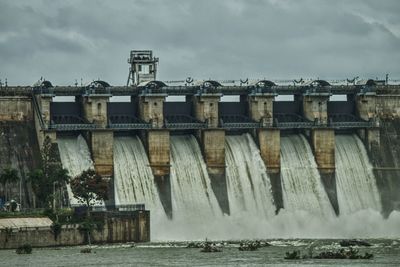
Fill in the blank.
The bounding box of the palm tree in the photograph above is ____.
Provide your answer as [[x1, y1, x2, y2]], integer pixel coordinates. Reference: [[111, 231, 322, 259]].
[[52, 168, 70, 210], [0, 171, 6, 203], [0, 168, 19, 203], [27, 169, 44, 208]]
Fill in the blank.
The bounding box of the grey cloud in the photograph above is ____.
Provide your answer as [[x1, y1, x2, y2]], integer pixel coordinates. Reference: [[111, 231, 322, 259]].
[[0, 0, 399, 85]]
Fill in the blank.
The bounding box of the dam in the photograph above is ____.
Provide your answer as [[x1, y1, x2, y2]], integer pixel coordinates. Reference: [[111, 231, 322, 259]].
[[1, 50, 400, 240]]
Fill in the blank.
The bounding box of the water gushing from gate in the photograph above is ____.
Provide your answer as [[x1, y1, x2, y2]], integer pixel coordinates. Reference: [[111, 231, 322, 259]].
[[335, 134, 382, 214], [280, 134, 334, 217], [57, 135, 94, 206], [113, 136, 165, 212], [225, 133, 275, 219]]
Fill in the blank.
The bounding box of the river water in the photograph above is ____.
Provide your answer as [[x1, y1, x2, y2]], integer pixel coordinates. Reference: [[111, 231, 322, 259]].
[[1, 239, 399, 266]]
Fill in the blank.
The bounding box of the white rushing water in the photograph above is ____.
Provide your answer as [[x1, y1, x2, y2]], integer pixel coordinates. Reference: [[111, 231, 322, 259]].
[[111, 133, 400, 240], [280, 134, 334, 217], [157, 134, 400, 240], [170, 135, 223, 220], [113, 136, 168, 239], [225, 133, 275, 219], [156, 135, 231, 240], [335, 134, 382, 214], [113, 136, 165, 213], [57, 135, 94, 206]]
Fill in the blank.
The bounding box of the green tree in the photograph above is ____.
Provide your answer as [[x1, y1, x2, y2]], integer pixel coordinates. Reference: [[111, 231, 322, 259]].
[[71, 169, 108, 246], [52, 168, 70, 209], [70, 169, 108, 217], [27, 136, 70, 210], [53, 168, 70, 186], [0, 167, 19, 202], [27, 169, 44, 208]]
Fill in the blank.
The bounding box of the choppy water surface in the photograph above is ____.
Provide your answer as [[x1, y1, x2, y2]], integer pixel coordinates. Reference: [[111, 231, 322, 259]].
[[1, 239, 399, 267]]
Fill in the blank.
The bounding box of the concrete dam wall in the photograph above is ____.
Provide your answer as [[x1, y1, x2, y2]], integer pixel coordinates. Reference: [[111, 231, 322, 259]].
[[0, 121, 40, 208], [1, 82, 400, 239]]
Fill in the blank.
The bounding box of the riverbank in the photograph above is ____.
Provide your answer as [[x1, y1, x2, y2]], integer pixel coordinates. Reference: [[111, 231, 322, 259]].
[[0, 210, 150, 249]]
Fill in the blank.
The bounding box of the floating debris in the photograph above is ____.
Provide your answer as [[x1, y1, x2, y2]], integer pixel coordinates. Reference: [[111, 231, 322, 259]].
[[314, 248, 373, 259], [200, 241, 222, 253], [186, 242, 205, 248], [80, 248, 92, 253], [284, 250, 301, 259], [239, 241, 270, 251], [16, 244, 32, 254], [285, 247, 373, 260]]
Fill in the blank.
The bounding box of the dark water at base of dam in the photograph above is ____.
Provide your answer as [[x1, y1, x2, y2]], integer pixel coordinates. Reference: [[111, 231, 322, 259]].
[[1, 239, 400, 267]]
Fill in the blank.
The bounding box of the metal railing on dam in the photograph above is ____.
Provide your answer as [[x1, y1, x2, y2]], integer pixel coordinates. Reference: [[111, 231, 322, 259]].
[[39, 117, 377, 131], [2, 84, 399, 96]]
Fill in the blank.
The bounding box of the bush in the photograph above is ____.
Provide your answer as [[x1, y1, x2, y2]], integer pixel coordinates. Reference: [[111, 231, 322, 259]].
[[51, 222, 62, 241], [16, 244, 32, 254]]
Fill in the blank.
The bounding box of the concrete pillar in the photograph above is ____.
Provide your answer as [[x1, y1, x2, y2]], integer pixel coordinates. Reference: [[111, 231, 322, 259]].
[[356, 93, 376, 121], [146, 130, 170, 176], [257, 129, 280, 173], [193, 94, 222, 128], [138, 94, 166, 128], [81, 94, 110, 127], [34, 95, 57, 148], [193, 93, 228, 213], [356, 93, 380, 153], [358, 128, 380, 152], [311, 129, 335, 173], [90, 130, 114, 176], [145, 130, 171, 218], [302, 93, 330, 125], [38, 94, 53, 126], [248, 93, 282, 213], [257, 128, 282, 213], [201, 129, 225, 174], [248, 93, 275, 127], [311, 128, 338, 215], [200, 129, 229, 214], [366, 128, 380, 151]]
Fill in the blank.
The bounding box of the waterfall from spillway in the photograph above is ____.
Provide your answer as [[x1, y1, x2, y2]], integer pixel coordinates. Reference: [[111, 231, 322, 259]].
[[157, 135, 226, 240], [170, 135, 223, 220], [57, 135, 94, 206], [335, 134, 382, 214], [113, 136, 165, 218], [280, 134, 334, 217], [225, 134, 275, 219]]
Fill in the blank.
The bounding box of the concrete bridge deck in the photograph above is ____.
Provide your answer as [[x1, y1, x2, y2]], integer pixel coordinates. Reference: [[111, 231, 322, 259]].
[[1, 84, 399, 96]]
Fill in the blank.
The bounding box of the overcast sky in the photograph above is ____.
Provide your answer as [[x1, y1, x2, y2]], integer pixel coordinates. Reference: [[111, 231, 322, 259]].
[[0, 0, 399, 86]]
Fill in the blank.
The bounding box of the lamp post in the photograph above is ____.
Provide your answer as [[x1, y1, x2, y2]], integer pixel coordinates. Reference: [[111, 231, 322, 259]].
[[19, 175, 22, 210], [53, 181, 56, 213]]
